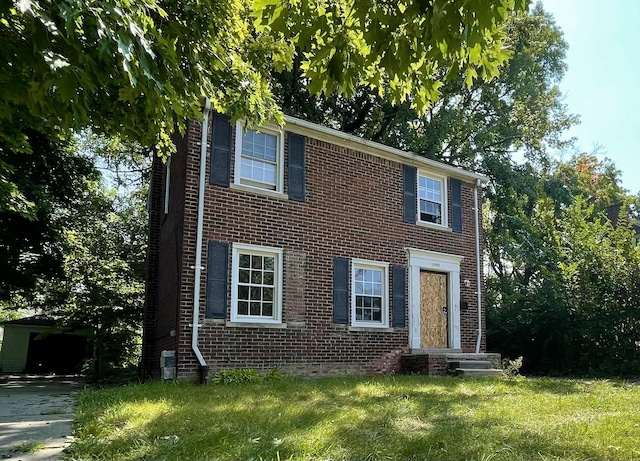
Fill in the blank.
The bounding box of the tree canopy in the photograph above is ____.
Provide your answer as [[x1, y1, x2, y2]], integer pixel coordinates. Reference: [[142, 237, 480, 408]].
[[0, 130, 96, 299], [274, 3, 573, 169], [1, 0, 526, 150]]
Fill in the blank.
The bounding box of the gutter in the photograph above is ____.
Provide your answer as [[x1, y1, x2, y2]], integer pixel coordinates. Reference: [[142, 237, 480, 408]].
[[191, 98, 211, 383], [474, 179, 483, 353]]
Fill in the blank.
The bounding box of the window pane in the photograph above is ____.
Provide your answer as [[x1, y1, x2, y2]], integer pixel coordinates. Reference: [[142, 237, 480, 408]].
[[263, 287, 273, 301], [263, 303, 273, 316], [263, 271, 274, 285], [251, 270, 262, 284], [251, 255, 262, 269], [238, 301, 249, 315], [239, 269, 250, 283], [356, 307, 363, 320], [264, 164, 276, 185], [250, 286, 261, 300], [373, 283, 382, 296], [364, 270, 373, 282], [242, 130, 278, 163], [239, 254, 250, 268], [238, 286, 249, 301], [373, 309, 382, 322], [241, 160, 252, 180], [364, 283, 372, 295], [355, 281, 363, 294], [264, 257, 274, 270], [250, 302, 261, 316]]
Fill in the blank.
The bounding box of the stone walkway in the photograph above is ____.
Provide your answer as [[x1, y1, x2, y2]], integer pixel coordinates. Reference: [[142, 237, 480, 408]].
[[0, 376, 82, 461]]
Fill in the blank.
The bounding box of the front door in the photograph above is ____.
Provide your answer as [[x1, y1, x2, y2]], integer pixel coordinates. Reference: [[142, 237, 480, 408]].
[[420, 271, 448, 348]]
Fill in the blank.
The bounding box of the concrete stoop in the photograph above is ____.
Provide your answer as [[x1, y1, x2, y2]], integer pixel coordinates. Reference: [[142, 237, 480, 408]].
[[401, 351, 503, 377], [448, 360, 504, 377]]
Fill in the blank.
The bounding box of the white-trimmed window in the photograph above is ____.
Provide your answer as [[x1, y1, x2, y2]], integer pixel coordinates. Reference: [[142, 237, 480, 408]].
[[351, 259, 389, 328], [235, 121, 284, 192], [231, 243, 283, 324], [418, 172, 447, 226]]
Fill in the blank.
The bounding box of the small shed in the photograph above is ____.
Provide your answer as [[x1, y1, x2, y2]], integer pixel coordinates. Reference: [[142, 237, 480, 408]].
[[0, 317, 88, 374]]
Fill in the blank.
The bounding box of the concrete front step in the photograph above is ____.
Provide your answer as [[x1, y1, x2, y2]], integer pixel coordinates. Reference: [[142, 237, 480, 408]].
[[447, 360, 494, 370], [452, 368, 504, 378]]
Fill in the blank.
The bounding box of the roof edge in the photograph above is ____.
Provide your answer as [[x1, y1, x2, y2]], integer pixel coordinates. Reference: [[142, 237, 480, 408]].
[[284, 115, 489, 183]]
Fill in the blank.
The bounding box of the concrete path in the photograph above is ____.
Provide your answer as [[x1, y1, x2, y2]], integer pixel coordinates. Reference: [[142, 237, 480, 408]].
[[0, 376, 83, 461]]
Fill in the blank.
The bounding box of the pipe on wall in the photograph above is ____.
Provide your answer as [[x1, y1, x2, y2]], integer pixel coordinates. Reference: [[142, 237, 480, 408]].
[[474, 178, 483, 353], [191, 98, 211, 382]]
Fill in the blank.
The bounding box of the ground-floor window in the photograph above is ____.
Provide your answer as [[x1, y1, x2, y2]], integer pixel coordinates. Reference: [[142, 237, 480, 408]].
[[231, 243, 283, 323], [351, 259, 389, 328]]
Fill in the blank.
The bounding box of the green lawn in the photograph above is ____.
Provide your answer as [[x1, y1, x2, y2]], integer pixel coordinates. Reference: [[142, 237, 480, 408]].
[[68, 376, 640, 461]]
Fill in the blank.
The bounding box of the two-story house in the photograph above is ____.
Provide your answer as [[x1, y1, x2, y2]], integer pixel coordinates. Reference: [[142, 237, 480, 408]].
[[142, 105, 493, 382]]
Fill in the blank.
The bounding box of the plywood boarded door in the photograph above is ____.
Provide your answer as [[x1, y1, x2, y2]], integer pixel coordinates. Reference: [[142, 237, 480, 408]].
[[420, 271, 448, 348]]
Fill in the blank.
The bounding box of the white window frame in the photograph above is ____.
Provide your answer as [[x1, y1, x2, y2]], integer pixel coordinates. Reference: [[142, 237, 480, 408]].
[[230, 243, 283, 324], [417, 171, 448, 228], [234, 121, 285, 193], [351, 259, 390, 328]]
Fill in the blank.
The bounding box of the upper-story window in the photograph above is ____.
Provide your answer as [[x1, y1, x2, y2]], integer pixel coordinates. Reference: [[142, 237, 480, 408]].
[[234, 122, 285, 192], [418, 173, 447, 226]]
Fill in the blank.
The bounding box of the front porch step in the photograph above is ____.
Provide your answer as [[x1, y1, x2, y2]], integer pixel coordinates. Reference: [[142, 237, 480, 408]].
[[452, 368, 504, 378], [401, 351, 502, 376], [447, 356, 503, 378], [448, 360, 493, 370]]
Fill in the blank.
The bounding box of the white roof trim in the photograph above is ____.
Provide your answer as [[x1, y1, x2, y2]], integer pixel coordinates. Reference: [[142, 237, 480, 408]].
[[284, 115, 488, 183]]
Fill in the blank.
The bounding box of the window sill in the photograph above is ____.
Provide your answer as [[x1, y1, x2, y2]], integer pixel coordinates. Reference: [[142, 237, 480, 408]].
[[202, 318, 226, 325], [416, 221, 452, 232], [226, 321, 287, 329], [349, 326, 395, 332], [230, 183, 289, 201]]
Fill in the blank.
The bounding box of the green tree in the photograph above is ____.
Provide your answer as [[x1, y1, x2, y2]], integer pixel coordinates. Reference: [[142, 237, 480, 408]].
[[2, 133, 149, 380], [486, 154, 640, 376], [0, 130, 96, 300], [1, 0, 526, 215], [559, 197, 640, 375], [12, 180, 148, 381], [274, 3, 572, 168]]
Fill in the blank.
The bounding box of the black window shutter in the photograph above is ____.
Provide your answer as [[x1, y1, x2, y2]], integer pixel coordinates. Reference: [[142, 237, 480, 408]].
[[403, 165, 417, 224], [288, 132, 306, 201], [206, 241, 228, 318], [392, 265, 406, 328], [451, 178, 463, 233], [209, 113, 232, 186], [333, 257, 349, 324]]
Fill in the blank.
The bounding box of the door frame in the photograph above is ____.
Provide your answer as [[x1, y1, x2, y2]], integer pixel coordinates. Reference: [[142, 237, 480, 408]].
[[406, 248, 464, 350]]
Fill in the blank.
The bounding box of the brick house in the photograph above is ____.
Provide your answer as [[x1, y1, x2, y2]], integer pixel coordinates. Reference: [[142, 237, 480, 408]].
[[142, 107, 491, 382]]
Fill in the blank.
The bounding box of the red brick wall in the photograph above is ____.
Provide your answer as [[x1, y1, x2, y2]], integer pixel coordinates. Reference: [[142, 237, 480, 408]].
[[142, 129, 191, 378], [159, 118, 486, 380]]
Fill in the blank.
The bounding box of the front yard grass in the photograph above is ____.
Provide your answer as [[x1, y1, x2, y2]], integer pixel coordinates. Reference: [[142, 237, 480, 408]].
[[68, 375, 640, 461]]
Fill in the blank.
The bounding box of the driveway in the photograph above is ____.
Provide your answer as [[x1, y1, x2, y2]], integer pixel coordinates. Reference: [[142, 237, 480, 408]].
[[0, 376, 82, 461]]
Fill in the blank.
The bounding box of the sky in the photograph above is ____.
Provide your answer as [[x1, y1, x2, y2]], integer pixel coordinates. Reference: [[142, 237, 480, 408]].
[[540, 0, 640, 194]]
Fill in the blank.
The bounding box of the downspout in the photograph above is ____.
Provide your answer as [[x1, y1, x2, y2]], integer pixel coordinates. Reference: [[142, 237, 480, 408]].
[[191, 98, 211, 383], [474, 178, 483, 353]]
